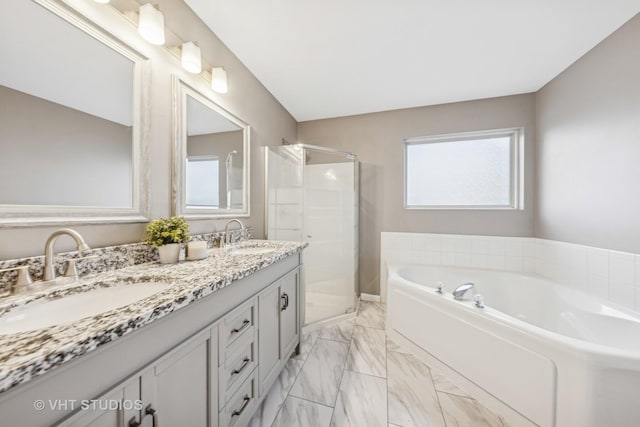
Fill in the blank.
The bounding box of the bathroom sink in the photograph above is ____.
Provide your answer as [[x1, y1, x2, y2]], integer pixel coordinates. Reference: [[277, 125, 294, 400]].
[[228, 246, 276, 256], [0, 282, 171, 335]]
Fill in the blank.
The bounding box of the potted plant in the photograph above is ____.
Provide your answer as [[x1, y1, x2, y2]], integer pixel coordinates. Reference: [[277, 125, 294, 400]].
[[145, 216, 191, 264]]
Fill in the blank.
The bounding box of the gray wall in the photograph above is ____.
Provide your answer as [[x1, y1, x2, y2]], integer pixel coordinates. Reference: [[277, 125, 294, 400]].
[[298, 94, 536, 294], [536, 13, 640, 253], [0, 85, 132, 207], [0, 0, 296, 259]]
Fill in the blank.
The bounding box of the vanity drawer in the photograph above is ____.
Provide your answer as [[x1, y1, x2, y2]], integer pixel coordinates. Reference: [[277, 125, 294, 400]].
[[219, 332, 257, 407], [219, 369, 258, 427], [218, 298, 256, 364]]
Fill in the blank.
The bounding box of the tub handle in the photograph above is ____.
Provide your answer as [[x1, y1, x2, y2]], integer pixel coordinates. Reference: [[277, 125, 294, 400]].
[[436, 282, 445, 295], [474, 294, 485, 309]]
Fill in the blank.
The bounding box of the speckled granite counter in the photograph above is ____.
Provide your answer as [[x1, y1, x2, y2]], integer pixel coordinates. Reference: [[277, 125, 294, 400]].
[[0, 239, 306, 394]]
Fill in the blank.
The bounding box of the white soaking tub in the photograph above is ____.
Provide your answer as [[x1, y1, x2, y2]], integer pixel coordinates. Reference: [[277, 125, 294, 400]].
[[386, 264, 640, 427]]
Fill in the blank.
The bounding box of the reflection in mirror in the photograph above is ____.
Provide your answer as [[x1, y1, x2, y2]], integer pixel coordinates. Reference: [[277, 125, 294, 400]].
[[186, 96, 243, 209], [0, 0, 148, 225], [173, 77, 250, 218]]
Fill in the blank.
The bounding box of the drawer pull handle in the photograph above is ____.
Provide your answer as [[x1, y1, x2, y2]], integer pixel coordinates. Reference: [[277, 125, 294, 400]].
[[231, 319, 250, 334], [232, 396, 251, 417], [232, 357, 250, 376], [281, 293, 289, 311]]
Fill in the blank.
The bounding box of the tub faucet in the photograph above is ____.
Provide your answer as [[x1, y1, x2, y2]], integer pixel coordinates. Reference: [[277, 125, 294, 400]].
[[43, 229, 90, 282], [452, 282, 475, 301]]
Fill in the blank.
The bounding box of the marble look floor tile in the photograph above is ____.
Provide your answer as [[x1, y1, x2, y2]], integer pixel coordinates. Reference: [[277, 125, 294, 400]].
[[387, 351, 446, 427], [294, 328, 321, 361], [318, 320, 355, 343], [248, 357, 304, 427], [355, 301, 385, 329], [330, 371, 387, 427], [386, 337, 411, 354], [346, 325, 387, 377], [272, 396, 333, 427], [431, 370, 470, 398], [289, 339, 349, 406], [438, 392, 504, 427]]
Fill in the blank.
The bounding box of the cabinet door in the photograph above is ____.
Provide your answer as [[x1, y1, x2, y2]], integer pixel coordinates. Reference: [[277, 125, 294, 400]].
[[279, 269, 299, 358], [56, 376, 140, 427], [145, 327, 218, 427], [258, 282, 281, 394]]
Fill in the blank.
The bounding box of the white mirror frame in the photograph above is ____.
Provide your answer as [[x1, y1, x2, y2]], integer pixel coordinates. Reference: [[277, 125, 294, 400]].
[[172, 76, 250, 218], [0, 0, 150, 228]]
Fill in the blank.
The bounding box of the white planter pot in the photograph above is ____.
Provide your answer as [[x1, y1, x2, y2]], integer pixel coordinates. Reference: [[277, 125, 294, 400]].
[[157, 243, 181, 264]]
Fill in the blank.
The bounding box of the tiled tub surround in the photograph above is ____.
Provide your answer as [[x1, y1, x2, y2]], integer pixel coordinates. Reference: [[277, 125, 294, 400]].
[[0, 238, 303, 394], [0, 228, 252, 294], [380, 232, 640, 312]]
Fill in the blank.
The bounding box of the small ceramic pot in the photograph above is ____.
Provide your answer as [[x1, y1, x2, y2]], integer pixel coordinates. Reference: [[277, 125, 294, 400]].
[[157, 243, 181, 264]]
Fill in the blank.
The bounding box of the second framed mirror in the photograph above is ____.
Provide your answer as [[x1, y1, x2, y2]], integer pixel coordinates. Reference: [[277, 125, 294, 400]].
[[172, 76, 250, 218]]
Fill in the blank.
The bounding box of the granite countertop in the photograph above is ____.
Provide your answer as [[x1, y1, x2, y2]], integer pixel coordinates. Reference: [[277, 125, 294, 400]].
[[0, 239, 306, 394]]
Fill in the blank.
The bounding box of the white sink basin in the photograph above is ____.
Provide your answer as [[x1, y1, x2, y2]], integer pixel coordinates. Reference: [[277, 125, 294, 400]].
[[0, 282, 171, 335], [228, 247, 276, 256]]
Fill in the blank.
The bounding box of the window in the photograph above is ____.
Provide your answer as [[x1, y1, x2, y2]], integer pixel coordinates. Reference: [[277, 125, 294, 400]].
[[404, 128, 523, 209], [186, 156, 219, 207]]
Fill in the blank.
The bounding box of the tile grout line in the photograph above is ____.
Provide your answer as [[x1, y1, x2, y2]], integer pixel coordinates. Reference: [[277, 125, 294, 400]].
[[328, 330, 353, 426], [270, 333, 320, 427], [429, 367, 449, 427]]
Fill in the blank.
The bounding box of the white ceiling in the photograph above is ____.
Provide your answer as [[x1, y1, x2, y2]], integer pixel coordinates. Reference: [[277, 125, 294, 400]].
[[186, 0, 640, 122]]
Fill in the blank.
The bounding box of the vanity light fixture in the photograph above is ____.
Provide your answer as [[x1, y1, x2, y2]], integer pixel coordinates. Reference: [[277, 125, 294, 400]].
[[211, 67, 228, 93], [181, 42, 202, 74], [138, 3, 165, 46]]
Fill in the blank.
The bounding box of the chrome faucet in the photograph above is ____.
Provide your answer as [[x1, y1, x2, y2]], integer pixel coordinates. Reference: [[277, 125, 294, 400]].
[[452, 282, 475, 301], [223, 219, 245, 247], [43, 229, 90, 282]]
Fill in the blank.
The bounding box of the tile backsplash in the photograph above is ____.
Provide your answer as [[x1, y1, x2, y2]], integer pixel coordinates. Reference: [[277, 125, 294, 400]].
[[380, 232, 640, 312]]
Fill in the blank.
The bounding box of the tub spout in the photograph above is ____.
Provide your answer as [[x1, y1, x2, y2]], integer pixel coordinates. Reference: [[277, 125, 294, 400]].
[[453, 282, 475, 300]]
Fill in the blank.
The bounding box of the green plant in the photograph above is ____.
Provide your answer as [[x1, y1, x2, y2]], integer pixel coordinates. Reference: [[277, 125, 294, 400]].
[[144, 216, 191, 248]]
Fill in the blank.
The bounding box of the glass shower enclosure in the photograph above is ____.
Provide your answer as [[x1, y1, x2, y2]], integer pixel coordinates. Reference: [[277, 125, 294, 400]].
[[265, 144, 359, 325]]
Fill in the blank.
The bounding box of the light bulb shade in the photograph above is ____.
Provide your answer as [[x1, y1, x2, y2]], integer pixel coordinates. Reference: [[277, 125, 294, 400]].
[[138, 4, 165, 46], [211, 67, 228, 93], [94, 0, 111, 4], [181, 42, 202, 74]]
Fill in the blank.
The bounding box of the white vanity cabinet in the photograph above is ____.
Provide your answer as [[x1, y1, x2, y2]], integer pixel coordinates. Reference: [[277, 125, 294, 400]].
[[258, 268, 300, 395], [0, 253, 302, 427]]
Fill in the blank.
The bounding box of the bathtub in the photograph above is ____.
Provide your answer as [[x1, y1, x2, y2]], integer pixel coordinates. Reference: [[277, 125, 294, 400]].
[[386, 264, 640, 427]]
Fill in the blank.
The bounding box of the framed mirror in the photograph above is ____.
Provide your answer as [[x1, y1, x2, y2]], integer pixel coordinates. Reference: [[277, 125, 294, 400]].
[[0, 0, 149, 227], [173, 77, 250, 218]]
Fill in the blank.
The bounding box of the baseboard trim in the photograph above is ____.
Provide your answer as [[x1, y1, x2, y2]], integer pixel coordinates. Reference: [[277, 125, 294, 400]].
[[360, 293, 381, 303]]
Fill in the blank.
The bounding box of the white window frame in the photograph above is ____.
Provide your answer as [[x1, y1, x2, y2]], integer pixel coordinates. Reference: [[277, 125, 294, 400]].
[[185, 155, 220, 208], [403, 127, 524, 210]]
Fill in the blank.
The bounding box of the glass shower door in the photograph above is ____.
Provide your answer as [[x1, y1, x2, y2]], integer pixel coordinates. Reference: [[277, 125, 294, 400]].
[[266, 145, 358, 326]]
